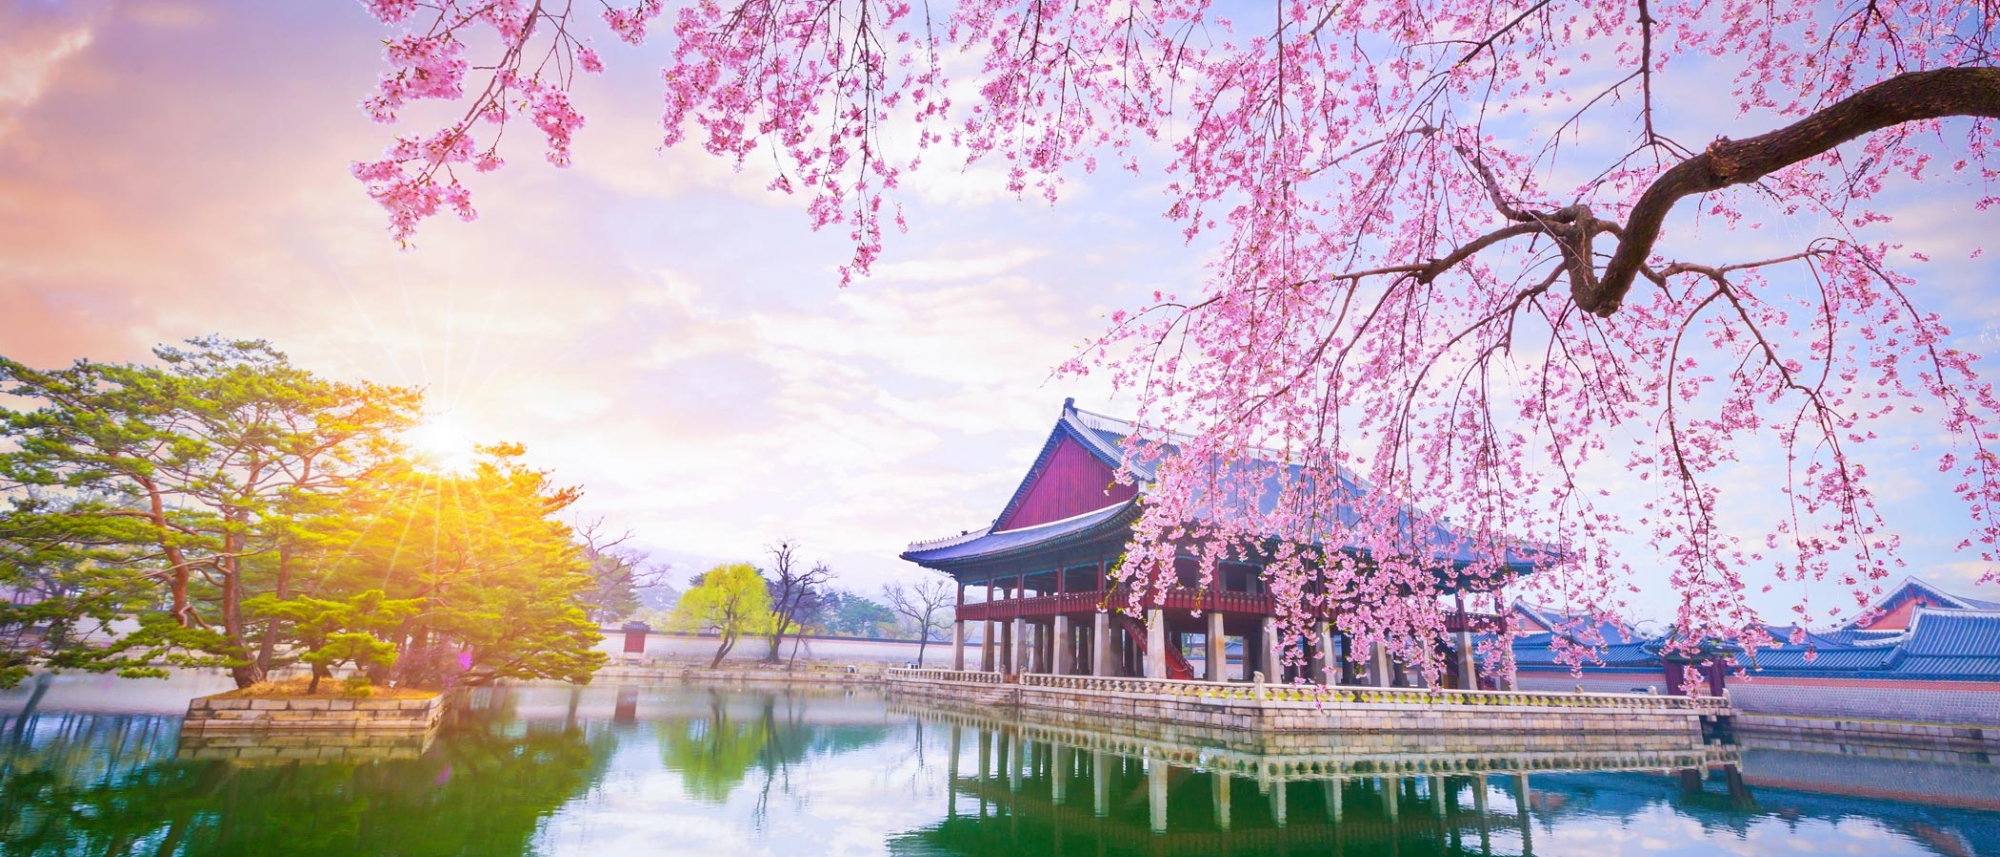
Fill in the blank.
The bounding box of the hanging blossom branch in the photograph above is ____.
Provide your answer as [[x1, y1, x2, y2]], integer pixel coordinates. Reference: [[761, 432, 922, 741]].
[[352, 0, 2000, 679]]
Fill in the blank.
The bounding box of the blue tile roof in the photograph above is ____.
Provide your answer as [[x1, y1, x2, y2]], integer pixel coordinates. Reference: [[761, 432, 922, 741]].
[[902, 501, 1137, 565], [1900, 610, 2000, 657], [1514, 603, 2000, 682]]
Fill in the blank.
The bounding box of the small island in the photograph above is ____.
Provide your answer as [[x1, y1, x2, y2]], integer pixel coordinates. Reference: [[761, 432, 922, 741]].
[[183, 677, 444, 734]]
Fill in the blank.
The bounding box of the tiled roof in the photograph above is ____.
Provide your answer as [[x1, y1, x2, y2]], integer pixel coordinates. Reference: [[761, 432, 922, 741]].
[[1514, 599, 2000, 682], [1899, 609, 2000, 657], [907, 400, 1553, 572], [902, 501, 1138, 565]]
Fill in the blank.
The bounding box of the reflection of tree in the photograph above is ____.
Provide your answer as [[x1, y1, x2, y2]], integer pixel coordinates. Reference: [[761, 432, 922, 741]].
[[0, 689, 617, 856], [659, 695, 773, 802], [656, 691, 893, 808]]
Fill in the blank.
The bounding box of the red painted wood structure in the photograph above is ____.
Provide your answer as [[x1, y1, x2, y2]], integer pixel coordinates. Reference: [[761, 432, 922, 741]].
[[901, 400, 1535, 687]]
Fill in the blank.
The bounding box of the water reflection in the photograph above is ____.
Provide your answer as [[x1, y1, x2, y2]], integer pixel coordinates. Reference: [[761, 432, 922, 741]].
[[1, 676, 1996, 857]]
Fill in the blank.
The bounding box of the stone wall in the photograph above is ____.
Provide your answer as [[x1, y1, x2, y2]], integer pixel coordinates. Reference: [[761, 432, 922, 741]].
[[175, 730, 436, 763], [1519, 668, 2000, 728], [182, 694, 444, 732], [598, 631, 931, 666]]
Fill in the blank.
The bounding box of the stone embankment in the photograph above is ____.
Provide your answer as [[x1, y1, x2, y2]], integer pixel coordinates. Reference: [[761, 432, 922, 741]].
[[886, 668, 1734, 738], [182, 694, 444, 733]]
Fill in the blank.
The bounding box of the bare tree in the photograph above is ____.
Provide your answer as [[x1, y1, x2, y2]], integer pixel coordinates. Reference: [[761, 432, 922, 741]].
[[577, 519, 674, 626], [883, 575, 954, 667], [762, 539, 831, 664]]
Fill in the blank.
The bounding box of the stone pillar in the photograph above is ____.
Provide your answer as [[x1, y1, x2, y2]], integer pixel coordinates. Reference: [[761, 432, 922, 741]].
[[1456, 629, 1478, 690], [1433, 776, 1447, 815], [977, 729, 992, 782], [1093, 750, 1111, 817], [1212, 770, 1232, 830], [1316, 622, 1336, 685], [1270, 778, 1288, 827], [1261, 616, 1283, 682], [1053, 614, 1072, 675], [1012, 617, 1028, 674], [952, 620, 966, 671], [1370, 642, 1394, 687], [947, 724, 961, 818], [1008, 733, 1023, 792], [1148, 760, 1169, 833], [981, 619, 995, 671], [1145, 608, 1167, 679], [1516, 774, 1532, 853], [1206, 610, 1227, 682], [1326, 778, 1343, 821], [1384, 775, 1400, 822], [1053, 746, 1071, 804], [1092, 612, 1112, 677]]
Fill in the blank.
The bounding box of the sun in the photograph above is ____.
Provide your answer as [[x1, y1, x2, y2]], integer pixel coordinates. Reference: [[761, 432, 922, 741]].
[[405, 412, 480, 473]]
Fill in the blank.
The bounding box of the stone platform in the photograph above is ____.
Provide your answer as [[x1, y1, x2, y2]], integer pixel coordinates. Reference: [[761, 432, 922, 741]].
[[886, 668, 1734, 740], [183, 693, 445, 733]]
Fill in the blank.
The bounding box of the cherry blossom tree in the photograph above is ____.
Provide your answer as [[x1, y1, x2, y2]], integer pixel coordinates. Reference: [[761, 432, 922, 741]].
[[349, 0, 1998, 680]]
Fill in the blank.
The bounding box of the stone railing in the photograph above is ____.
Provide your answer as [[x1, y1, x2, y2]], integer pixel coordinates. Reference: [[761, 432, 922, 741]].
[[1018, 673, 1733, 712], [887, 667, 1004, 684]]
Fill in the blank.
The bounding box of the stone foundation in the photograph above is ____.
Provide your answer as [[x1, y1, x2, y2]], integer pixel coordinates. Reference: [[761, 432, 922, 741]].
[[175, 729, 437, 763], [886, 669, 1728, 739], [183, 693, 444, 732]]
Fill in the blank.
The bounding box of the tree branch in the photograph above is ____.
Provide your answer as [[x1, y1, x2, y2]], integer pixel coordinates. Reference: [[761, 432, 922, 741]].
[[1584, 66, 2000, 317]]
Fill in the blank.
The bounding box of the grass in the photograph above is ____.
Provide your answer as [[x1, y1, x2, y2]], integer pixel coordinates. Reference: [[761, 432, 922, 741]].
[[210, 676, 437, 700]]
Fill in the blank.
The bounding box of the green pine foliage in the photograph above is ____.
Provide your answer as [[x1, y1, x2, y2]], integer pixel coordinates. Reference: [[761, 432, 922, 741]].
[[0, 339, 608, 690]]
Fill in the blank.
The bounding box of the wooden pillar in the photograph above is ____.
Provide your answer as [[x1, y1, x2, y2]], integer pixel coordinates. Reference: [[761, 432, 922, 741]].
[[1206, 609, 1227, 682], [1053, 614, 1071, 675], [1145, 608, 1167, 679], [1093, 611, 1112, 677]]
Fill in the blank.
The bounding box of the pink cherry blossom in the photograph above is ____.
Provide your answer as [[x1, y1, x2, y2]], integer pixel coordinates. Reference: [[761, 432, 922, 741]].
[[350, 0, 2000, 682]]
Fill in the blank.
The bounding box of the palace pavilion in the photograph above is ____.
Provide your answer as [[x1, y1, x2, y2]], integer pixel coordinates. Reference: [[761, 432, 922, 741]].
[[901, 400, 1546, 688]]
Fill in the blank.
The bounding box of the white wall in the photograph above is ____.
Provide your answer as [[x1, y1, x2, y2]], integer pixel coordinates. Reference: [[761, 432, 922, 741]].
[[598, 630, 937, 666]]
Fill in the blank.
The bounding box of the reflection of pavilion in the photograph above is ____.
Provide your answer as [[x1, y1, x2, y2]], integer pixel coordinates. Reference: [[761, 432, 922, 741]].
[[893, 699, 1742, 857]]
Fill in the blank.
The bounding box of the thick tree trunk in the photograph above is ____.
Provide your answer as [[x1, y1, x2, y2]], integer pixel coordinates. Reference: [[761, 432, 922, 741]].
[[711, 632, 736, 669]]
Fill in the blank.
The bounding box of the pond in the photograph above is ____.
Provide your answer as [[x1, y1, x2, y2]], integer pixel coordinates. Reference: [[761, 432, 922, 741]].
[[2, 673, 1996, 856]]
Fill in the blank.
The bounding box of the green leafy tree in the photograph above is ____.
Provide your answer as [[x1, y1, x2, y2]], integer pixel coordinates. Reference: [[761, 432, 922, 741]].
[[243, 589, 423, 692], [670, 563, 775, 668], [0, 338, 420, 688], [304, 446, 608, 687]]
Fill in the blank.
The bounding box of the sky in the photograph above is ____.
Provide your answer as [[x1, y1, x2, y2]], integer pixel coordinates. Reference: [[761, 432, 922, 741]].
[[1, 0, 1996, 621]]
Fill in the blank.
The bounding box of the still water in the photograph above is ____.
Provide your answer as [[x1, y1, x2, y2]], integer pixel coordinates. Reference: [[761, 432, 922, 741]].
[[2, 673, 1997, 856]]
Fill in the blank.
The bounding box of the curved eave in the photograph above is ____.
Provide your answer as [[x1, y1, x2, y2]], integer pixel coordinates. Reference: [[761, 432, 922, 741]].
[[900, 500, 1142, 570]]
